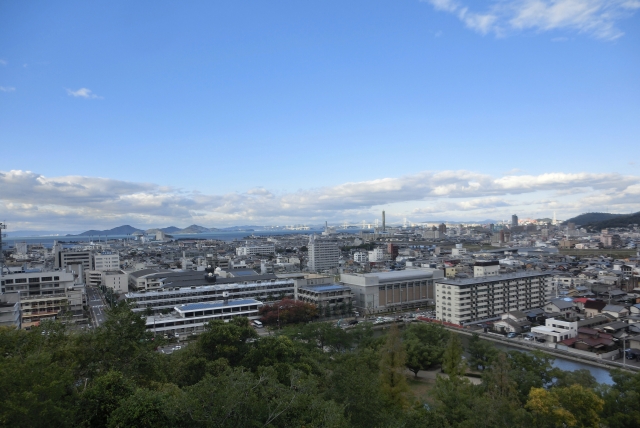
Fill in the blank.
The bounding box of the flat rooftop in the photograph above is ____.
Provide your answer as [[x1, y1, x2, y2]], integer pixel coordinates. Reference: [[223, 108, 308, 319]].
[[299, 284, 351, 293], [436, 271, 554, 286], [177, 299, 262, 312]]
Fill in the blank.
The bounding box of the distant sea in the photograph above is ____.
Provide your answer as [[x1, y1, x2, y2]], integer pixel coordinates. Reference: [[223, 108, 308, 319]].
[[3, 228, 367, 248]]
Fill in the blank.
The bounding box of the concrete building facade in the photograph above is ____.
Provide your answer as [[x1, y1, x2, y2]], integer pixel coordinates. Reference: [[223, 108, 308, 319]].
[[341, 268, 443, 315], [435, 271, 554, 325], [307, 236, 340, 272]]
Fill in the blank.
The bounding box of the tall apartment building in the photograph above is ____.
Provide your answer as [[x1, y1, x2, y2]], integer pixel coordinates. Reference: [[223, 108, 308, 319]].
[[341, 268, 443, 314], [93, 251, 120, 271], [307, 236, 340, 272], [435, 271, 554, 325], [236, 244, 276, 256], [511, 214, 519, 228], [0, 268, 85, 329]]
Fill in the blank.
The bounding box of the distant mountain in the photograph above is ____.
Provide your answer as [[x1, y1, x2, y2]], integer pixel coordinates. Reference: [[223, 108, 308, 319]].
[[72, 225, 142, 236], [584, 212, 640, 231], [145, 226, 181, 234], [220, 225, 264, 231], [174, 224, 218, 234], [564, 212, 626, 226]]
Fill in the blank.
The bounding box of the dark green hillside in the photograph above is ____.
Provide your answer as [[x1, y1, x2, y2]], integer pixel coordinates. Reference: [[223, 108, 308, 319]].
[[586, 211, 640, 231], [564, 212, 625, 226]]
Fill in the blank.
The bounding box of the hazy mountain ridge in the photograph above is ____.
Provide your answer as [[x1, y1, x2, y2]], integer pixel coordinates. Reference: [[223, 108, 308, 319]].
[[71, 224, 220, 236], [563, 212, 626, 226], [584, 212, 640, 231]]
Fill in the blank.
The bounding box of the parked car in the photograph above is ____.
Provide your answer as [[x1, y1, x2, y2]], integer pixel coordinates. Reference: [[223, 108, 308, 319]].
[[506, 332, 517, 338], [348, 320, 359, 325], [524, 335, 534, 341]]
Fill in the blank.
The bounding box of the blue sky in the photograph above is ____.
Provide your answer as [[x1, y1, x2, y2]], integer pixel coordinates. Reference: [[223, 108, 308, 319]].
[[1, 0, 639, 230]]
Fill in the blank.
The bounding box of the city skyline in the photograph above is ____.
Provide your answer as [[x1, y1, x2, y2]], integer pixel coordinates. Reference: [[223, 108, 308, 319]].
[[1, 1, 639, 230]]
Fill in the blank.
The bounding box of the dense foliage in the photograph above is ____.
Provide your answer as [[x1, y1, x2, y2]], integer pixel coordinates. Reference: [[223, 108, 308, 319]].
[[1, 303, 639, 427]]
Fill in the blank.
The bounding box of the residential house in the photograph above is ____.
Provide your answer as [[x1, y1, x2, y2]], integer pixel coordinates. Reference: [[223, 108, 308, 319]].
[[584, 300, 608, 318]]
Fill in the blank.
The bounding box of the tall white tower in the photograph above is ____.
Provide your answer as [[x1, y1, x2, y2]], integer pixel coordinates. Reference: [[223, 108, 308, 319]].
[[552, 211, 557, 226]]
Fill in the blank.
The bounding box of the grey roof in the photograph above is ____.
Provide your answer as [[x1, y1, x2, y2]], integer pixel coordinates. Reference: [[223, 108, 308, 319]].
[[299, 284, 351, 293], [129, 268, 168, 278], [436, 271, 553, 286], [176, 299, 261, 312], [548, 299, 574, 310], [144, 271, 279, 289], [602, 304, 626, 313]]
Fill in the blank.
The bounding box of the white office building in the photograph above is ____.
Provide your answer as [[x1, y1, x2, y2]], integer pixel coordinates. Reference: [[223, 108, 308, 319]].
[[368, 248, 385, 263], [93, 251, 120, 271], [103, 270, 129, 294], [144, 299, 263, 336], [435, 272, 554, 325], [353, 252, 368, 263], [236, 244, 276, 256], [473, 260, 500, 277], [307, 236, 340, 272]]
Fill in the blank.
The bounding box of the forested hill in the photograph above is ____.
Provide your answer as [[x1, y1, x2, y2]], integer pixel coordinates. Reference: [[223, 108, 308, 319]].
[[1, 303, 639, 427], [564, 212, 625, 226], [585, 211, 640, 231]]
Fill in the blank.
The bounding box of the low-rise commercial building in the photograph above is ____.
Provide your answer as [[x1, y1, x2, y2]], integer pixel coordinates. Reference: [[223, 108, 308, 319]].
[[125, 273, 294, 313], [144, 299, 263, 336], [341, 268, 442, 315], [236, 244, 276, 256], [297, 284, 353, 311], [0, 269, 85, 329]]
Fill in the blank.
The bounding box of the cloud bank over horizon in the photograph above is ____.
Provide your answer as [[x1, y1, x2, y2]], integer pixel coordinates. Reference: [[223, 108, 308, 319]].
[[2, 169, 639, 231], [424, 0, 640, 40]]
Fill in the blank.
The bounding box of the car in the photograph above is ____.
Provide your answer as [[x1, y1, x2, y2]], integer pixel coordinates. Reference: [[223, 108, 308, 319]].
[[524, 335, 534, 341], [506, 332, 517, 338], [173, 345, 182, 350], [348, 320, 359, 325], [536, 338, 546, 343]]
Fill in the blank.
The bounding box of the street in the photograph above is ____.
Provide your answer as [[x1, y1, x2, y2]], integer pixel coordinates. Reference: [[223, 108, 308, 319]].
[[86, 286, 107, 327]]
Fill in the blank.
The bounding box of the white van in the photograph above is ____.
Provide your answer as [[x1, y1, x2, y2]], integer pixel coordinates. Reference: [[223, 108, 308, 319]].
[[252, 320, 263, 328]]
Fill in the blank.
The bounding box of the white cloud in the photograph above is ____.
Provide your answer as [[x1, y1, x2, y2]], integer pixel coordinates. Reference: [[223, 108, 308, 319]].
[[66, 87, 103, 99], [0, 86, 15, 92], [1, 168, 639, 230], [422, 0, 640, 40]]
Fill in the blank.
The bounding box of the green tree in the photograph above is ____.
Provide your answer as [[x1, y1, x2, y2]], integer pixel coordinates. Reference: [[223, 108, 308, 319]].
[[442, 334, 465, 378], [378, 325, 409, 408], [402, 323, 449, 378], [107, 388, 177, 428], [467, 333, 498, 371], [76, 370, 136, 428], [506, 350, 554, 404], [197, 317, 257, 366], [600, 369, 640, 428]]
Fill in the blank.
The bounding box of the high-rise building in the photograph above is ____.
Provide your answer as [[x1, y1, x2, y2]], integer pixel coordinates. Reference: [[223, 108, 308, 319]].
[[511, 214, 519, 228], [307, 235, 340, 272], [438, 223, 447, 234]]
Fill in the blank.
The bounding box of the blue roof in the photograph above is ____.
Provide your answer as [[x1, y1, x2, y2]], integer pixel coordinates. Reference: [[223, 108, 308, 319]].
[[301, 284, 350, 292], [177, 299, 261, 312]]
